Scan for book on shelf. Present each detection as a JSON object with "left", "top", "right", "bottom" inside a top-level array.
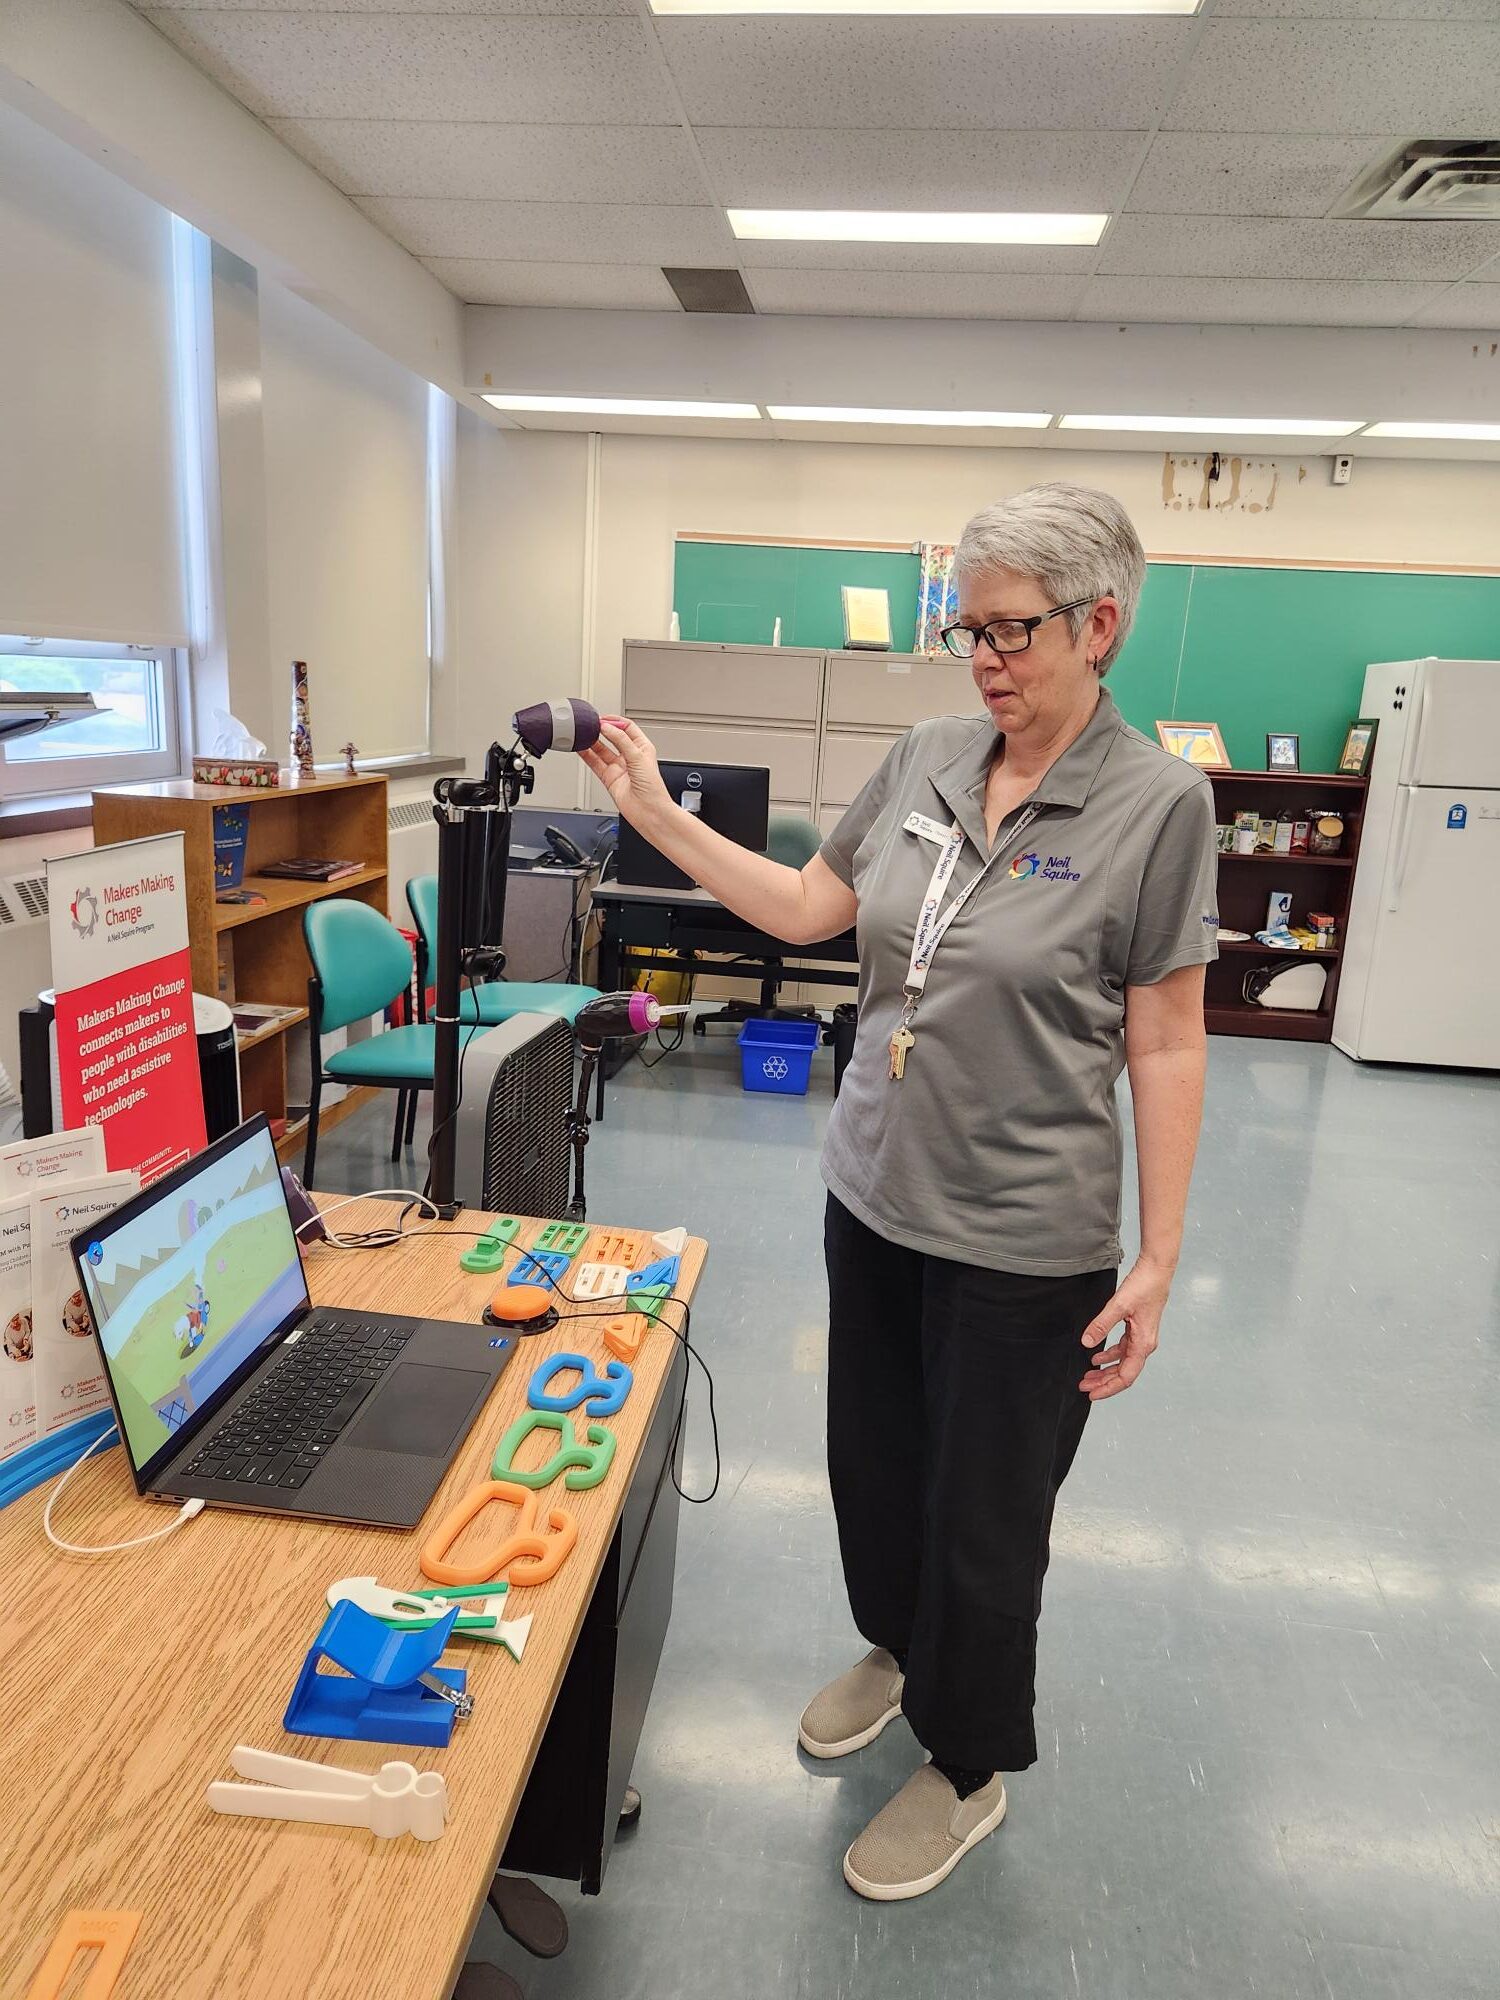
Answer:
[
  {"left": 232, "top": 1002, "right": 305, "bottom": 1049},
  {"left": 257, "top": 857, "right": 363, "bottom": 882},
  {"left": 231, "top": 1002, "right": 304, "bottom": 1033}
]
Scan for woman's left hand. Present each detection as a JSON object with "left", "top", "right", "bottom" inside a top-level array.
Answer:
[{"left": 1078, "top": 1256, "right": 1173, "bottom": 1400}]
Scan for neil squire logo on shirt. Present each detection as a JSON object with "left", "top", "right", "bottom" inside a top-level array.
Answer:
[{"left": 1010, "top": 852, "right": 1081, "bottom": 883}]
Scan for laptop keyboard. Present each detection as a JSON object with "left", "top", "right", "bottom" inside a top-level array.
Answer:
[{"left": 178, "top": 1314, "right": 411, "bottom": 1492}]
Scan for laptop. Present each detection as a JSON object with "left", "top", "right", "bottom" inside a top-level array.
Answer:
[{"left": 70, "top": 1115, "right": 516, "bottom": 1527}]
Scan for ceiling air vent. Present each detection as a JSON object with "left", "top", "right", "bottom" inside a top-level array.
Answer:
[
  {"left": 1337, "top": 140, "right": 1500, "bottom": 220},
  {"left": 663, "top": 268, "right": 755, "bottom": 314}
]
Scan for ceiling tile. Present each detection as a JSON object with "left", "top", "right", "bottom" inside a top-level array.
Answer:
[
  {"left": 1406, "top": 287, "right": 1500, "bottom": 331},
  {"left": 144, "top": 0, "right": 637, "bottom": 11},
  {"left": 354, "top": 196, "right": 734, "bottom": 266},
  {"left": 695, "top": 128, "right": 1144, "bottom": 213},
  {"left": 423, "top": 260, "right": 679, "bottom": 309},
  {"left": 267, "top": 121, "right": 701, "bottom": 204},
  {"left": 656, "top": 20, "right": 1192, "bottom": 131},
  {"left": 1165, "top": 21, "right": 1500, "bottom": 133},
  {"left": 737, "top": 239, "right": 1096, "bottom": 274},
  {"left": 1100, "top": 214, "right": 1500, "bottom": 282},
  {"left": 1127, "top": 133, "right": 1397, "bottom": 219},
  {"left": 746, "top": 269, "right": 1086, "bottom": 318},
  {"left": 141, "top": 12, "right": 677, "bottom": 123},
  {"left": 1215, "top": 0, "right": 1496, "bottom": 17},
  {"left": 1077, "top": 275, "right": 1447, "bottom": 326}
]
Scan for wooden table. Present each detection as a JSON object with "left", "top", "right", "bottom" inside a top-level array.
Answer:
[{"left": 0, "top": 1198, "right": 706, "bottom": 2000}]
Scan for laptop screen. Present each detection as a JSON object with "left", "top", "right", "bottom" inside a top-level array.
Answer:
[{"left": 74, "top": 1118, "right": 310, "bottom": 1481}]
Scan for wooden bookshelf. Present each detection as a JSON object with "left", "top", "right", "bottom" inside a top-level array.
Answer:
[
  {"left": 1204, "top": 767, "right": 1369, "bottom": 1042},
  {"left": 90, "top": 773, "right": 389, "bottom": 1150}
]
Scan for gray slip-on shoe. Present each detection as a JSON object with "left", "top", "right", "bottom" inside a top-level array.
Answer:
[
  {"left": 843, "top": 1764, "right": 1007, "bottom": 1902},
  {"left": 798, "top": 1647, "right": 905, "bottom": 1759}
]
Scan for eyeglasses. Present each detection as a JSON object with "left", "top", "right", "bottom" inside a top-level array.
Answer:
[{"left": 939, "top": 596, "right": 1097, "bottom": 659}]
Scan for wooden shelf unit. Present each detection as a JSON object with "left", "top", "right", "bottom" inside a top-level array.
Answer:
[
  {"left": 90, "top": 774, "right": 389, "bottom": 1144},
  {"left": 1205, "top": 767, "right": 1368, "bottom": 1042}
]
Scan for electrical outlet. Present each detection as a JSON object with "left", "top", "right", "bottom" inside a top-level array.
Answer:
[{"left": 1330, "top": 455, "right": 1354, "bottom": 486}]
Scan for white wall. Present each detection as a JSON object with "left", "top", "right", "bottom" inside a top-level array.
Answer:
[
  {"left": 456, "top": 427, "right": 1500, "bottom": 734},
  {"left": 261, "top": 280, "right": 434, "bottom": 761},
  {"left": 0, "top": 97, "right": 186, "bottom": 646},
  {"left": 453, "top": 412, "right": 592, "bottom": 805}
]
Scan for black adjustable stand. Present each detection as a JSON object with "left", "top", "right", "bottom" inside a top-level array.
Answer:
[
  {"left": 427, "top": 742, "right": 534, "bottom": 1217},
  {"left": 564, "top": 1043, "right": 609, "bottom": 1222}
]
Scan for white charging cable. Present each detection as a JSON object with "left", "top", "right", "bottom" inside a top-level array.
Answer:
[
  {"left": 295, "top": 1186, "right": 440, "bottom": 1251},
  {"left": 43, "top": 1425, "right": 206, "bottom": 1558}
]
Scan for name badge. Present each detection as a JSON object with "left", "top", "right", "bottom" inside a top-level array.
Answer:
[{"left": 903, "top": 811, "right": 952, "bottom": 846}]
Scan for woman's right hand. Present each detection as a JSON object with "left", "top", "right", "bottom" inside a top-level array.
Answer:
[{"left": 578, "top": 716, "right": 674, "bottom": 832}]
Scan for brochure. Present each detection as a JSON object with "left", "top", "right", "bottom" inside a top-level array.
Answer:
[{"left": 30, "top": 1170, "right": 138, "bottom": 1438}]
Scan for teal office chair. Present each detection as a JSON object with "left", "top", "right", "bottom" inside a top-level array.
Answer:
[
  {"left": 302, "top": 900, "right": 436, "bottom": 1186},
  {"left": 404, "top": 874, "right": 604, "bottom": 1135},
  {"left": 405, "top": 875, "right": 601, "bottom": 1030},
  {"left": 693, "top": 814, "right": 825, "bottom": 1037}
]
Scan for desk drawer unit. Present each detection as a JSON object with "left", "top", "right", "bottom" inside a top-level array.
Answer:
[{"left": 502, "top": 1342, "right": 687, "bottom": 1895}]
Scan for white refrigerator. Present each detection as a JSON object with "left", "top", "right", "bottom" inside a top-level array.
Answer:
[{"left": 1333, "top": 658, "right": 1500, "bottom": 1068}]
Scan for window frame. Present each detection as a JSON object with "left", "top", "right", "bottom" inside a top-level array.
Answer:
[{"left": 0, "top": 636, "right": 188, "bottom": 796}]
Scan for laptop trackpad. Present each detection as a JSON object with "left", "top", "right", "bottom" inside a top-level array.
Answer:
[{"left": 353, "top": 1363, "right": 489, "bottom": 1457}]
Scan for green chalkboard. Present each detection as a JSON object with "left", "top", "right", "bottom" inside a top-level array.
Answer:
[
  {"left": 673, "top": 540, "right": 920, "bottom": 651},
  {"left": 1159, "top": 565, "right": 1500, "bottom": 772},
  {"left": 674, "top": 540, "right": 1500, "bottom": 773}
]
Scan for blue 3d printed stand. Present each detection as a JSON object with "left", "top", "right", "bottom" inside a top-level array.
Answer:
[{"left": 284, "top": 1598, "right": 472, "bottom": 1748}]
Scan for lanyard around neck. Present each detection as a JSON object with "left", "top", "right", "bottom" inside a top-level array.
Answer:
[{"left": 903, "top": 801, "right": 1043, "bottom": 1003}]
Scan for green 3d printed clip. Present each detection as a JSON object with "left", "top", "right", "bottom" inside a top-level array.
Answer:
[
  {"left": 534, "top": 1220, "right": 589, "bottom": 1257},
  {"left": 490, "top": 1408, "right": 616, "bottom": 1491},
  {"left": 460, "top": 1217, "right": 521, "bottom": 1273}
]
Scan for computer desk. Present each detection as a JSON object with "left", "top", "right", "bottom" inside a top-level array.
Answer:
[
  {"left": 593, "top": 879, "right": 859, "bottom": 1008},
  {"left": 0, "top": 1197, "right": 705, "bottom": 2000}
]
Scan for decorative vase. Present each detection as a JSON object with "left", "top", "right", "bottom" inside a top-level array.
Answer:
[{"left": 289, "top": 659, "right": 315, "bottom": 780}]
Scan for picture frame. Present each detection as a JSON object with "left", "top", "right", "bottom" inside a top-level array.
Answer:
[
  {"left": 841, "top": 585, "right": 892, "bottom": 652},
  {"left": 1266, "top": 732, "right": 1300, "bottom": 771},
  {"left": 1339, "top": 717, "right": 1379, "bottom": 777},
  {"left": 1155, "top": 720, "right": 1230, "bottom": 769}
]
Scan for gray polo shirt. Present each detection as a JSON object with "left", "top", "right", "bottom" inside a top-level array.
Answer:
[{"left": 818, "top": 689, "right": 1218, "bottom": 1277}]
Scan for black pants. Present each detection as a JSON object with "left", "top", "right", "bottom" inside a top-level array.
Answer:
[{"left": 825, "top": 1193, "right": 1116, "bottom": 1773}]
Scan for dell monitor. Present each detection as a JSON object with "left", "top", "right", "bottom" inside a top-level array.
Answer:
[{"left": 616, "top": 760, "right": 771, "bottom": 890}]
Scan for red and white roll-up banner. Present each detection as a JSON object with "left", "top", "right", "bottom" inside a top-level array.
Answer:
[{"left": 47, "top": 833, "right": 207, "bottom": 1187}]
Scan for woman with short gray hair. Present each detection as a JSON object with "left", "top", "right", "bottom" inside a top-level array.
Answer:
[{"left": 578, "top": 481, "right": 1216, "bottom": 1903}]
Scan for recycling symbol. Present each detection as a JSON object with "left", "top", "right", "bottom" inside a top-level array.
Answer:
[{"left": 762, "top": 1055, "right": 789, "bottom": 1081}]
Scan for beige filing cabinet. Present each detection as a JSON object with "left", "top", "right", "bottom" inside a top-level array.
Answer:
[
  {"left": 621, "top": 639, "right": 825, "bottom": 821},
  {"left": 819, "top": 649, "right": 982, "bottom": 836},
  {"left": 621, "top": 639, "right": 982, "bottom": 841}
]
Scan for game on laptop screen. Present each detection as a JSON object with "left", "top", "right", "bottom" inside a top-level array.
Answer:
[{"left": 78, "top": 1123, "right": 308, "bottom": 1470}]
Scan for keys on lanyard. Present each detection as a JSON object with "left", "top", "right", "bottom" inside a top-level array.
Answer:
[{"left": 887, "top": 802, "right": 1042, "bottom": 1083}]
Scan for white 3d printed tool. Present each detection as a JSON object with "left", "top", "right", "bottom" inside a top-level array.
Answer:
[{"left": 206, "top": 1745, "right": 449, "bottom": 1841}]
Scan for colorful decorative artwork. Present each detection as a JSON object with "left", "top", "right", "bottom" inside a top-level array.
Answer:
[
  {"left": 290, "top": 659, "right": 315, "bottom": 780},
  {"left": 915, "top": 543, "right": 959, "bottom": 657}
]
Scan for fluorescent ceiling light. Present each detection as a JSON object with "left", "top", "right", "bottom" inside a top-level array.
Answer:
[
  {"left": 1361, "top": 420, "right": 1500, "bottom": 441},
  {"left": 728, "top": 209, "right": 1107, "bottom": 245},
  {"left": 655, "top": 0, "right": 1198, "bottom": 13},
  {"left": 769, "top": 405, "right": 1052, "bottom": 428},
  {"left": 482, "top": 393, "right": 760, "bottom": 419},
  {"left": 1059, "top": 414, "right": 1364, "bottom": 438}
]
